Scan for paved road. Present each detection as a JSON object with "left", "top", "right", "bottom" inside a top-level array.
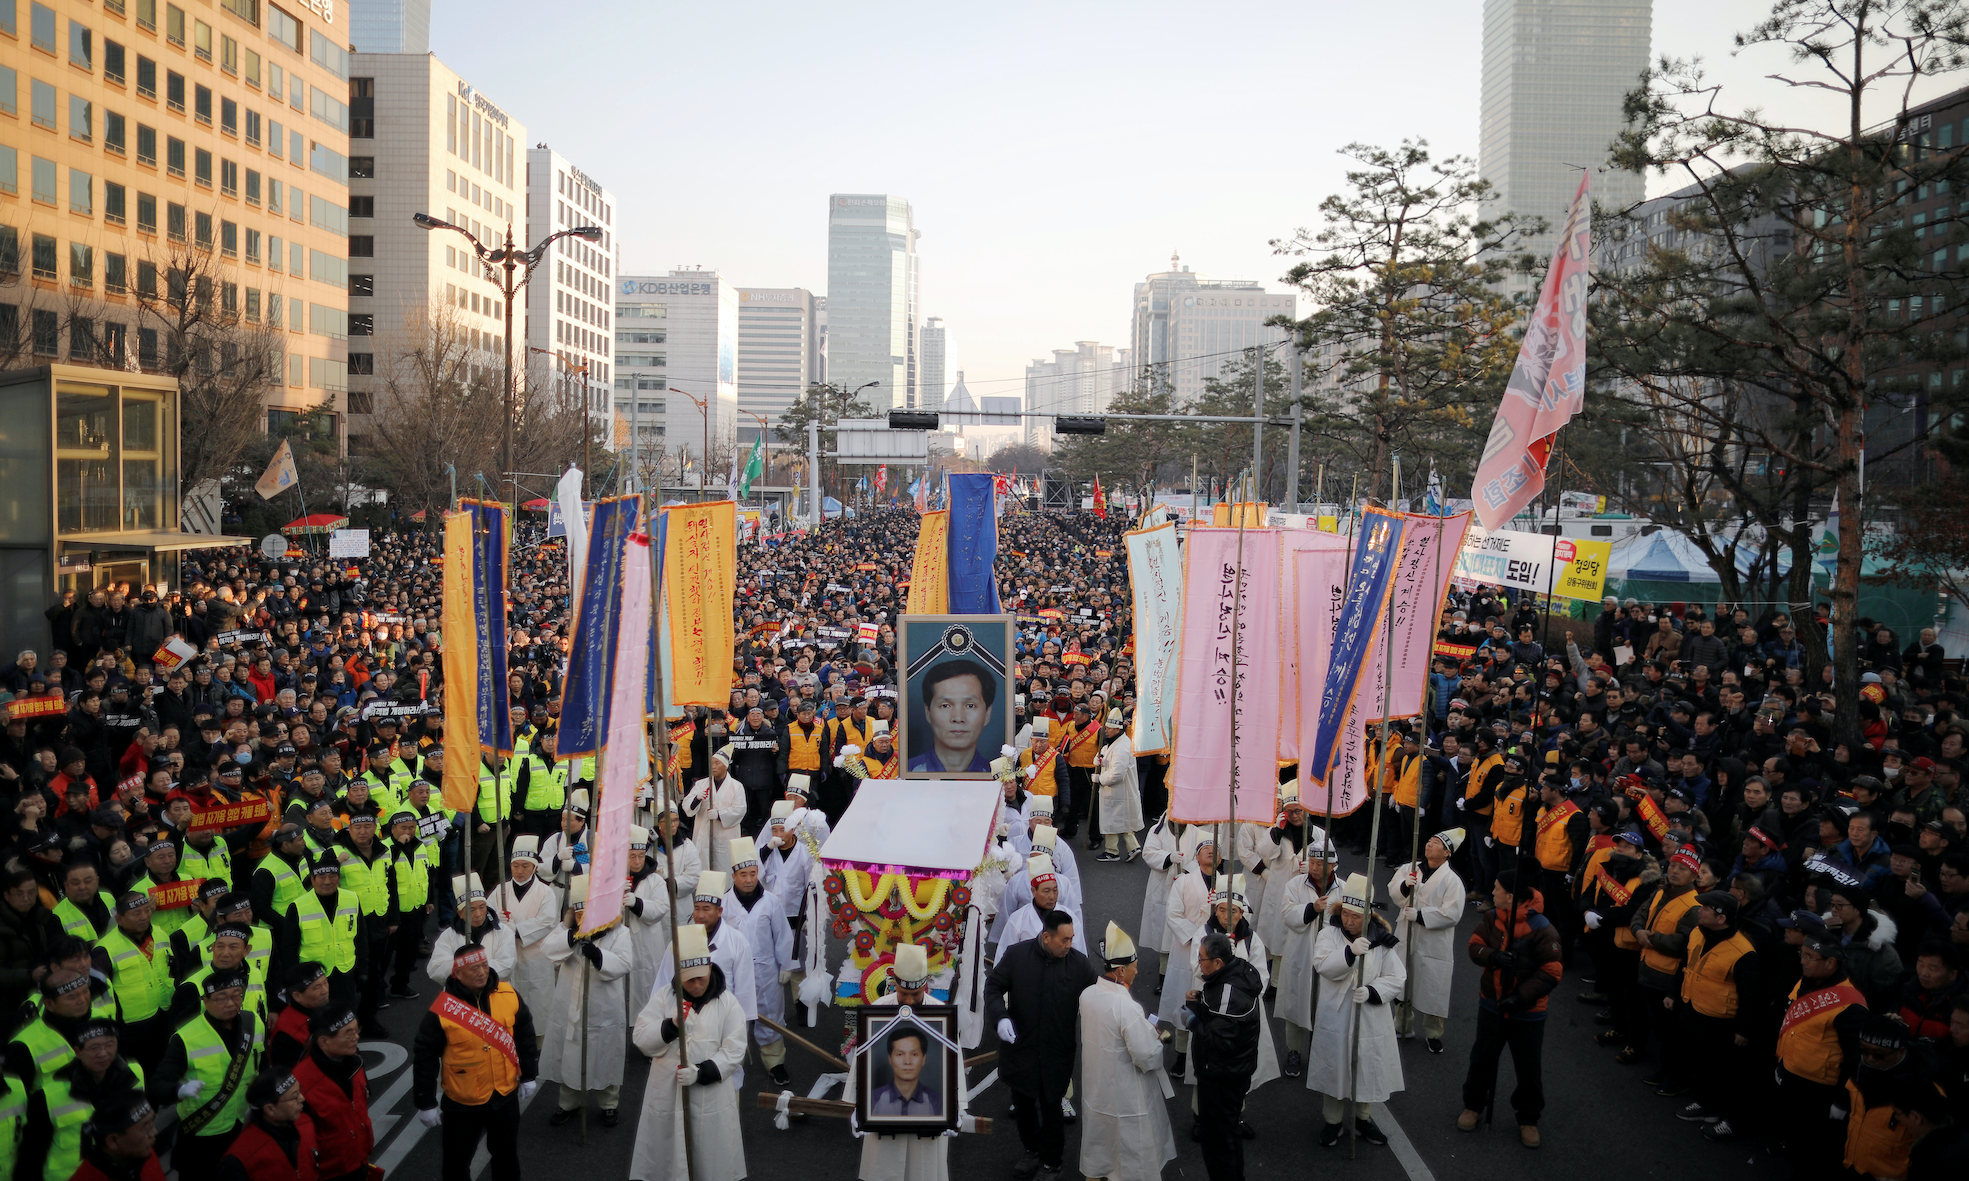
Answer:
[{"left": 357, "top": 844, "right": 1795, "bottom": 1181}]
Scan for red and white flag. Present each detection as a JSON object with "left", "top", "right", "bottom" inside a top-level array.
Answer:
[
  {"left": 1471, "top": 173, "right": 1591, "bottom": 530},
  {"left": 875, "top": 464, "right": 888, "bottom": 494}
]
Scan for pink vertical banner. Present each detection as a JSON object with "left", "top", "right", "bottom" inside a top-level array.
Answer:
[
  {"left": 580, "top": 528, "right": 651, "bottom": 936},
  {"left": 1280, "top": 530, "right": 1353, "bottom": 761},
  {"left": 1373, "top": 511, "right": 1474, "bottom": 722},
  {"left": 1170, "top": 528, "right": 1283, "bottom": 825}
]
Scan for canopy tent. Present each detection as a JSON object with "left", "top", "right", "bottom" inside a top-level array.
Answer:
[
  {"left": 1602, "top": 528, "right": 1795, "bottom": 605},
  {"left": 521, "top": 498, "right": 550, "bottom": 512},
  {"left": 281, "top": 513, "right": 349, "bottom": 536},
  {"left": 409, "top": 509, "right": 428, "bottom": 522}
]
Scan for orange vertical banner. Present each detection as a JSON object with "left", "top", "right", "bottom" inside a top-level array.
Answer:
[
  {"left": 439, "top": 510, "right": 481, "bottom": 812},
  {"left": 662, "top": 500, "right": 737, "bottom": 707},
  {"left": 907, "top": 510, "right": 950, "bottom": 615}
]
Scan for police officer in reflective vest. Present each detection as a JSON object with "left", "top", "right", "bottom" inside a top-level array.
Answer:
[
  {"left": 282, "top": 860, "right": 364, "bottom": 1019},
  {"left": 335, "top": 814, "right": 393, "bottom": 1035},
  {"left": 146, "top": 968, "right": 263, "bottom": 1177},
  {"left": 513, "top": 719, "right": 566, "bottom": 840},
  {"left": 16, "top": 1020, "right": 144, "bottom": 1181},
  {"left": 252, "top": 826, "right": 313, "bottom": 964},
  {"left": 99, "top": 893, "right": 174, "bottom": 1073},
  {"left": 412, "top": 942, "right": 539, "bottom": 1181},
  {"left": 384, "top": 810, "right": 437, "bottom": 999}
]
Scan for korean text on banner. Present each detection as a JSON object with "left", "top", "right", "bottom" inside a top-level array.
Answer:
[
  {"left": 1169, "top": 528, "right": 1282, "bottom": 825},
  {"left": 1305, "top": 507, "right": 1406, "bottom": 791},
  {"left": 1472, "top": 173, "right": 1591, "bottom": 529},
  {"left": 583, "top": 529, "right": 651, "bottom": 937},
  {"left": 907, "top": 510, "right": 951, "bottom": 615},
  {"left": 1553, "top": 537, "right": 1612, "bottom": 601},
  {"left": 328, "top": 529, "right": 370, "bottom": 558},
  {"left": 440, "top": 510, "right": 482, "bottom": 813},
  {"left": 662, "top": 500, "right": 737, "bottom": 707},
  {"left": 466, "top": 501, "right": 513, "bottom": 759},
  {"left": 1124, "top": 521, "right": 1183, "bottom": 756},
  {"left": 1374, "top": 511, "right": 1473, "bottom": 721},
  {"left": 1452, "top": 526, "right": 1608, "bottom": 601},
  {"left": 1283, "top": 531, "right": 1353, "bottom": 762},
  {"left": 152, "top": 638, "right": 197, "bottom": 673},
  {"left": 554, "top": 496, "right": 640, "bottom": 761},
  {"left": 947, "top": 473, "right": 1001, "bottom": 614}
]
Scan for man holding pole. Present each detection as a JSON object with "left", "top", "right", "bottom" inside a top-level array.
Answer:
[
  {"left": 540, "top": 875, "right": 632, "bottom": 1128},
  {"left": 412, "top": 941, "right": 539, "bottom": 1181}
]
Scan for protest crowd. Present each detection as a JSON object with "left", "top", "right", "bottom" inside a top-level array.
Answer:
[{"left": 0, "top": 498, "right": 1966, "bottom": 1181}]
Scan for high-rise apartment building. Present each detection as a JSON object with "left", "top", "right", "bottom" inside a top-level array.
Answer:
[
  {"left": 524, "top": 144, "right": 613, "bottom": 430},
  {"left": 342, "top": 51, "right": 525, "bottom": 455},
  {"left": 1129, "top": 254, "right": 1294, "bottom": 404},
  {"left": 346, "top": 0, "right": 426, "bottom": 54},
  {"left": 1024, "top": 342, "right": 1130, "bottom": 449},
  {"left": 614, "top": 268, "right": 736, "bottom": 473},
  {"left": 825, "top": 193, "right": 916, "bottom": 412},
  {"left": 0, "top": 0, "right": 354, "bottom": 443},
  {"left": 734, "top": 286, "right": 814, "bottom": 443},
  {"left": 919, "top": 315, "right": 950, "bottom": 412},
  {"left": 1479, "top": 0, "right": 1650, "bottom": 287}
]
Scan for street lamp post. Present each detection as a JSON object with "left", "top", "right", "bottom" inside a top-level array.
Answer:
[
  {"left": 670, "top": 387, "right": 712, "bottom": 502},
  {"left": 412, "top": 212, "right": 604, "bottom": 507}
]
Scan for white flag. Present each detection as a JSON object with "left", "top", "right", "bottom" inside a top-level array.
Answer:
[{"left": 254, "top": 439, "right": 298, "bottom": 500}]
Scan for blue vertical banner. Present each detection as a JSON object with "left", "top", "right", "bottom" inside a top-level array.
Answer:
[
  {"left": 465, "top": 499, "right": 514, "bottom": 758},
  {"left": 946, "top": 472, "right": 1001, "bottom": 614},
  {"left": 554, "top": 495, "right": 641, "bottom": 760},
  {"left": 1306, "top": 506, "right": 1406, "bottom": 788}
]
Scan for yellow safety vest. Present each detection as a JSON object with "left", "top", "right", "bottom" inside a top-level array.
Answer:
[
  {"left": 97, "top": 927, "right": 173, "bottom": 1023},
  {"left": 35, "top": 1061, "right": 145, "bottom": 1181},
  {"left": 386, "top": 843, "right": 432, "bottom": 911},
  {"left": 292, "top": 890, "right": 359, "bottom": 974},
  {"left": 173, "top": 1012, "right": 262, "bottom": 1134},
  {"left": 338, "top": 843, "right": 390, "bottom": 917}
]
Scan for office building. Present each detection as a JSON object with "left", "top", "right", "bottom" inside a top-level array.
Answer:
[
  {"left": 735, "top": 286, "right": 815, "bottom": 442},
  {"left": 347, "top": 0, "right": 426, "bottom": 54},
  {"left": 614, "top": 268, "right": 737, "bottom": 474},
  {"left": 919, "top": 315, "right": 950, "bottom": 412},
  {"left": 826, "top": 193, "right": 917, "bottom": 412},
  {"left": 342, "top": 51, "right": 525, "bottom": 455},
  {"left": 1024, "top": 342, "right": 1130, "bottom": 450},
  {"left": 1128, "top": 254, "right": 1294, "bottom": 404},
  {"left": 0, "top": 0, "right": 353, "bottom": 444},
  {"left": 524, "top": 144, "right": 613, "bottom": 430},
  {"left": 1479, "top": 0, "right": 1650, "bottom": 289}
]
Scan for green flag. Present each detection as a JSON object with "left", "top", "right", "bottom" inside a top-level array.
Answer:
[{"left": 737, "top": 436, "right": 764, "bottom": 498}]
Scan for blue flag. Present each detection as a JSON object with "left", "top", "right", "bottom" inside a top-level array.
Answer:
[
  {"left": 466, "top": 500, "right": 514, "bottom": 757},
  {"left": 1307, "top": 507, "right": 1406, "bottom": 786},
  {"left": 947, "top": 473, "right": 1001, "bottom": 614},
  {"left": 555, "top": 496, "right": 642, "bottom": 760}
]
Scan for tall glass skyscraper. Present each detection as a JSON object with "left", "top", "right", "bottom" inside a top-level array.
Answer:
[
  {"left": 826, "top": 195, "right": 919, "bottom": 412},
  {"left": 349, "top": 0, "right": 431, "bottom": 53},
  {"left": 1479, "top": 0, "right": 1650, "bottom": 286}
]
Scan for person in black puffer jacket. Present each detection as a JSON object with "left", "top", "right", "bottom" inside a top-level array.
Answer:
[{"left": 1185, "top": 931, "right": 1262, "bottom": 1181}]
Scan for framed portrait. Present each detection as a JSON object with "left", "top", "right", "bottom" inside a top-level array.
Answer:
[
  {"left": 897, "top": 615, "right": 1014, "bottom": 779},
  {"left": 854, "top": 1004, "right": 960, "bottom": 1134}
]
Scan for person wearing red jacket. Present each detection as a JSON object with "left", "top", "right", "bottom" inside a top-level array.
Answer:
[
  {"left": 217, "top": 1070, "right": 319, "bottom": 1181},
  {"left": 1899, "top": 940, "right": 1964, "bottom": 1041},
  {"left": 68, "top": 1092, "right": 166, "bottom": 1181},
  {"left": 1456, "top": 879, "right": 1563, "bottom": 1149},
  {"left": 289, "top": 1006, "right": 374, "bottom": 1181}
]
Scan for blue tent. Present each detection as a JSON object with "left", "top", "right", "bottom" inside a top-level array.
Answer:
[{"left": 1604, "top": 528, "right": 1794, "bottom": 606}]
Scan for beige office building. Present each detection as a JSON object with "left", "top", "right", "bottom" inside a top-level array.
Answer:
[{"left": 0, "top": 0, "right": 354, "bottom": 442}]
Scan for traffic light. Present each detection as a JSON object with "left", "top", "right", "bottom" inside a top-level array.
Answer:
[
  {"left": 1054, "top": 416, "right": 1106, "bottom": 435},
  {"left": 887, "top": 410, "right": 940, "bottom": 430}
]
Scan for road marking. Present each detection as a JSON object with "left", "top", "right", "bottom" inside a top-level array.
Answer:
[{"left": 1377, "top": 1104, "right": 1438, "bottom": 1181}]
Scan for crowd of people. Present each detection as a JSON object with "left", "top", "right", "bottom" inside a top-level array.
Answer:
[{"left": 1, "top": 498, "right": 1967, "bottom": 1181}]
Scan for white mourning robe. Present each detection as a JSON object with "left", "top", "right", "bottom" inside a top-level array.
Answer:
[
  {"left": 1136, "top": 819, "right": 1188, "bottom": 953},
  {"left": 1275, "top": 873, "right": 1341, "bottom": 1031},
  {"left": 996, "top": 903, "right": 1087, "bottom": 954},
  {"left": 624, "top": 869, "right": 673, "bottom": 1029},
  {"left": 539, "top": 922, "right": 633, "bottom": 1091},
  {"left": 1306, "top": 919, "right": 1406, "bottom": 1104},
  {"left": 1094, "top": 735, "right": 1144, "bottom": 836},
  {"left": 848, "top": 993, "right": 951, "bottom": 1181},
  {"left": 683, "top": 775, "right": 747, "bottom": 871},
  {"left": 426, "top": 921, "right": 517, "bottom": 986},
  {"left": 629, "top": 971, "right": 749, "bottom": 1181},
  {"left": 1155, "top": 867, "right": 1214, "bottom": 1027},
  {"left": 989, "top": 855, "right": 1085, "bottom": 950},
  {"left": 723, "top": 886, "right": 796, "bottom": 1036},
  {"left": 1388, "top": 859, "right": 1465, "bottom": 1018},
  {"left": 486, "top": 876, "right": 561, "bottom": 1018},
  {"left": 1251, "top": 824, "right": 1329, "bottom": 954},
  {"left": 1232, "top": 824, "right": 1272, "bottom": 941},
  {"left": 1077, "top": 977, "right": 1176, "bottom": 1181},
  {"left": 538, "top": 827, "right": 589, "bottom": 889}
]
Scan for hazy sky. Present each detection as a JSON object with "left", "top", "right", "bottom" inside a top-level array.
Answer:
[{"left": 427, "top": 0, "right": 1958, "bottom": 399}]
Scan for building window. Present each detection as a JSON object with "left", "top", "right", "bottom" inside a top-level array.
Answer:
[
  {"left": 308, "top": 29, "right": 347, "bottom": 80},
  {"left": 105, "top": 252, "right": 126, "bottom": 294},
  {"left": 136, "top": 192, "right": 156, "bottom": 233},
  {"left": 136, "top": 55, "right": 155, "bottom": 99},
  {"left": 0, "top": 148, "right": 15, "bottom": 196},
  {"left": 346, "top": 313, "right": 371, "bottom": 336},
  {"left": 221, "top": 35, "right": 236, "bottom": 74},
  {"left": 245, "top": 228, "right": 260, "bottom": 264},
  {"left": 194, "top": 147, "right": 211, "bottom": 187},
  {"left": 221, "top": 0, "right": 258, "bottom": 27},
  {"left": 31, "top": 234, "right": 56, "bottom": 280},
  {"left": 266, "top": 5, "right": 297, "bottom": 51},
  {"left": 30, "top": 156, "right": 54, "bottom": 204},
  {"left": 136, "top": 124, "right": 155, "bottom": 165},
  {"left": 104, "top": 40, "right": 124, "bottom": 84},
  {"left": 69, "top": 243, "right": 91, "bottom": 288},
  {"left": 348, "top": 195, "right": 372, "bottom": 218},
  {"left": 32, "top": 310, "right": 57, "bottom": 357},
  {"left": 104, "top": 182, "right": 125, "bottom": 224},
  {"left": 194, "top": 211, "right": 212, "bottom": 248},
  {"left": 221, "top": 97, "right": 236, "bottom": 136},
  {"left": 68, "top": 167, "right": 89, "bottom": 213},
  {"left": 243, "top": 48, "right": 259, "bottom": 89},
  {"left": 68, "top": 95, "right": 91, "bottom": 142},
  {"left": 166, "top": 70, "right": 184, "bottom": 113},
  {"left": 166, "top": 201, "right": 185, "bottom": 241},
  {"left": 104, "top": 111, "right": 124, "bottom": 154},
  {"left": 221, "top": 220, "right": 237, "bottom": 258},
  {"left": 29, "top": 2, "right": 54, "bottom": 53},
  {"left": 164, "top": 4, "right": 183, "bottom": 47},
  {"left": 136, "top": 261, "right": 157, "bottom": 297},
  {"left": 166, "top": 137, "right": 184, "bottom": 177},
  {"left": 245, "top": 168, "right": 260, "bottom": 205},
  {"left": 0, "top": 66, "right": 15, "bottom": 117},
  {"left": 348, "top": 235, "right": 373, "bottom": 257},
  {"left": 193, "top": 18, "right": 209, "bottom": 61},
  {"left": 194, "top": 83, "right": 211, "bottom": 125},
  {"left": 68, "top": 19, "right": 90, "bottom": 69},
  {"left": 349, "top": 156, "right": 374, "bottom": 180},
  {"left": 30, "top": 79, "right": 54, "bottom": 129},
  {"left": 220, "top": 158, "right": 237, "bottom": 196}
]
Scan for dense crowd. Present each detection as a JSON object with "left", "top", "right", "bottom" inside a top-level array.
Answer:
[{"left": 2, "top": 500, "right": 1967, "bottom": 1181}]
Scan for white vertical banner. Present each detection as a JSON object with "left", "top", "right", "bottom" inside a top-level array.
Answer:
[
  {"left": 580, "top": 528, "right": 650, "bottom": 937},
  {"left": 1373, "top": 511, "right": 1473, "bottom": 722},
  {"left": 557, "top": 466, "right": 587, "bottom": 611},
  {"left": 1124, "top": 521, "right": 1183, "bottom": 755}
]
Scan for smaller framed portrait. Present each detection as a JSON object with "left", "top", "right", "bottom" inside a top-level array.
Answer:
[
  {"left": 853, "top": 1004, "right": 960, "bottom": 1135},
  {"left": 898, "top": 615, "right": 1014, "bottom": 779}
]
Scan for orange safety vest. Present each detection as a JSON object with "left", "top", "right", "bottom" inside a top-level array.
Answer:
[
  {"left": 433, "top": 985, "right": 522, "bottom": 1106},
  {"left": 1680, "top": 927, "right": 1753, "bottom": 1018},
  {"left": 831, "top": 715, "right": 873, "bottom": 755},
  {"left": 1062, "top": 722, "right": 1099, "bottom": 768},
  {"left": 1019, "top": 746, "right": 1061, "bottom": 796},
  {"left": 1844, "top": 1076, "right": 1936, "bottom": 1178},
  {"left": 1491, "top": 783, "right": 1532, "bottom": 847},
  {"left": 1640, "top": 885, "right": 1700, "bottom": 978},
  {"left": 1465, "top": 753, "right": 1503, "bottom": 814},
  {"left": 1534, "top": 800, "right": 1581, "bottom": 872},
  {"left": 1777, "top": 979, "right": 1867, "bottom": 1085},
  {"left": 786, "top": 722, "right": 826, "bottom": 773},
  {"left": 1392, "top": 754, "right": 1423, "bottom": 808}
]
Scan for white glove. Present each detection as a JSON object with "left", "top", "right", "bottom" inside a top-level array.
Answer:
[
  {"left": 417, "top": 1107, "right": 442, "bottom": 1128},
  {"left": 1024, "top": 765, "right": 1039, "bottom": 779},
  {"left": 1584, "top": 911, "right": 1603, "bottom": 931},
  {"left": 1349, "top": 937, "right": 1371, "bottom": 956},
  {"left": 678, "top": 1063, "right": 703, "bottom": 1086},
  {"left": 779, "top": 970, "right": 793, "bottom": 984},
  {"left": 997, "top": 1018, "right": 1018, "bottom": 1044},
  {"left": 519, "top": 1080, "right": 537, "bottom": 1102},
  {"left": 176, "top": 1081, "right": 204, "bottom": 1101},
  {"left": 1401, "top": 906, "right": 1418, "bottom": 922},
  {"left": 1352, "top": 984, "right": 1370, "bottom": 1004},
  {"left": 1830, "top": 1104, "right": 1848, "bottom": 1119},
  {"left": 833, "top": 754, "right": 846, "bottom": 768},
  {"left": 1454, "top": 798, "right": 1466, "bottom": 812}
]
